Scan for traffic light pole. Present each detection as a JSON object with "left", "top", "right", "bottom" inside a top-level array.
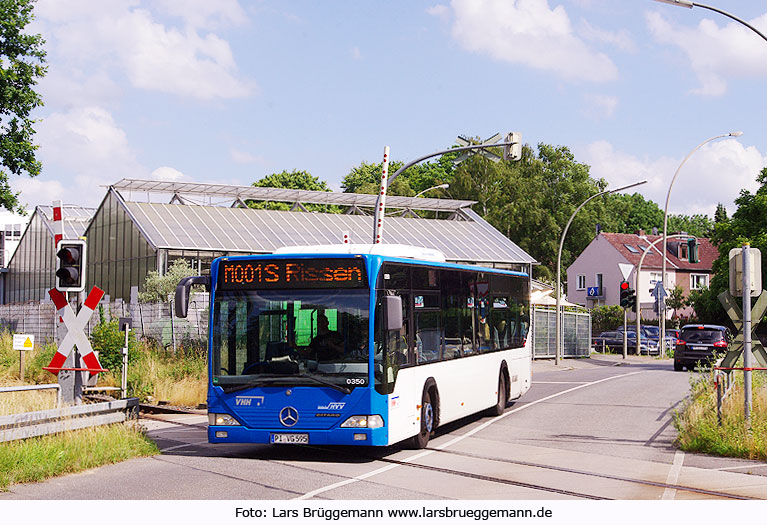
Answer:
[{"left": 623, "top": 309, "right": 628, "bottom": 359}]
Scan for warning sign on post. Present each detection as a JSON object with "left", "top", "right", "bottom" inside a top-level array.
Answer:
[{"left": 13, "top": 334, "right": 34, "bottom": 351}]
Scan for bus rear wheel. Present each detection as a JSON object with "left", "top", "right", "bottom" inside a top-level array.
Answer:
[
  {"left": 488, "top": 372, "right": 507, "bottom": 416},
  {"left": 409, "top": 390, "right": 434, "bottom": 449}
]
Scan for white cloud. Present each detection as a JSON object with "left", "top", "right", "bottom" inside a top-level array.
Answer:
[
  {"left": 448, "top": 0, "right": 618, "bottom": 83},
  {"left": 153, "top": 0, "right": 248, "bottom": 30},
  {"left": 582, "top": 93, "right": 618, "bottom": 119},
  {"left": 151, "top": 167, "right": 185, "bottom": 181},
  {"left": 11, "top": 107, "right": 147, "bottom": 208},
  {"left": 426, "top": 4, "right": 451, "bottom": 20},
  {"left": 230, "top": 148, "right": 264, "bottom": 165},
  {"left": 582, "top": 139, "right": 765, "bottom": 217},
  {"left": 35, "top": 0, "right": 254, "bottom": 100},
  {"left": 12, "top": 177, "right": 68, "bottom": 210},
  {"left": 646, "top": 11, "right": 767, "bottom": 96},
  {"left": 579, "top": 19, "right": 636, "bottom": 53}
]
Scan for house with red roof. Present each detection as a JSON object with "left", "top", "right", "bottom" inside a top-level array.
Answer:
[{"left": 566, "top": 230, "right": 719, "bottom": 320}]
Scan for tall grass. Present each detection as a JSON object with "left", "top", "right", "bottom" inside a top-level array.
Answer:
[
  {"left": 0, "top": 422, "right": 159, "bottom": 490},
  {"left": 675, "top": 366, "right": 767, "bottom": 460},
  {"left": 126, "top": 342, "right": 207, "bottom": 406},
  {"left": 1, "top": 327, "right": 207, "bottom": 412}
]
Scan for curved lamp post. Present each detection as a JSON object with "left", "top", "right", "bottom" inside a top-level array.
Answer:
[
  {"left": 658, "top": 131, "right": 742, "bottom": 354},
  {"left": 555, "top": 180, "right": 647, "bottom": 365},
  {"left": 653, "top": 1, "right": 767, "bottom": 44},
  {"left": 414, "top": 183, "right": 449, "bottom": 198}
]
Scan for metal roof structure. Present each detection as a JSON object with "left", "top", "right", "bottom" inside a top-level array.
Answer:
[
  {"left": 37, "top": 205, "right": 95, "bottom": 239},
  {"left": 120, "top": 198, "right": 536, "bottom": 265},
  {"left": 111, "top": 178, "right": 476, "bottom": 214}
]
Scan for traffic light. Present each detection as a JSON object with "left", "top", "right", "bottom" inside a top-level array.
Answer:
[
  {"left": 619, "top": 280, "right": 636, "bottom": 309},
  {"left": 626, "top": 289, "right": 636, "bottom": 310},
  {"left": 503, "top": 132, "right": 522, "bottom": 161},
  {"left": 619, "top": 280, "right": 631, "bottom": 308},
  {"left": 55, "top": 239, "right": 86, "bottom": 293}
]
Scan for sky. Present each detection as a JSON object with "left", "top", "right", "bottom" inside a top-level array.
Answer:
[{"left": 4, "top": 0, "right": 767, "bottom": 226}]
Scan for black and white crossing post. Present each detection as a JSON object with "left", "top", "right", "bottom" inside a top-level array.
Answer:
[{"left": 742, "top": 244, "right": 752, "bottom": 424}]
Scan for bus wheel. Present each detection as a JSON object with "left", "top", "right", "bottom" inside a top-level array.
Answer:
[
  {"left": 488, "top": 372, "right": 507, "bottom": 416},
  {"left": 409, "top": 390, "right": 434, "bottom": 449}
]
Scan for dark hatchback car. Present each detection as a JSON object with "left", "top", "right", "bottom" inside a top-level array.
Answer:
[
  {"left": 593, "top": 331, "right": 657, "bottom": 355},
  {"left": 674, "top": 324, "right": 731, "bottom": 371}
]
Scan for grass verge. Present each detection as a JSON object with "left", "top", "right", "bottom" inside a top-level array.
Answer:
[
  {"left": 0, "top": 422, "right": 159, "bottom": 491},
  {"left": 674, "top": 366, "right": 767, "bottom": 460}
]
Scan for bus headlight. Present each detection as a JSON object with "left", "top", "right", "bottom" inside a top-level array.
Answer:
[
  {"left": 341, "top": 415, "right": 384, "bottom": 429},
  {"left": 208, "top": 413, "right": 241, "bottom": 426}
]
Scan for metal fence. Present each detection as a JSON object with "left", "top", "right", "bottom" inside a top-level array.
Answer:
[
  {"left": 532, "top": 306, "right": 591, "bottom": 359},
  {"left": 0, "top": 294, "right": 210, "bottom": 350}
]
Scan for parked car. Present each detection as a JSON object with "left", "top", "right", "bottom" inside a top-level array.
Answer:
[
  {"left": 593, "top": 331, "right": 658, "bottom": 355},
  {"left": 673, "top": 324, "right": 731, "bottom": 371},
  {"left": 614, "top": 325, "right": 662, "bottom": 355}
]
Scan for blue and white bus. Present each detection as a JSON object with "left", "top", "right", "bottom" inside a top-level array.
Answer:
[{"left": 175, "top": 245, "right": 531, "bottom": 448}]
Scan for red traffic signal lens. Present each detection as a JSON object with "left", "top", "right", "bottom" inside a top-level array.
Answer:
[
  {"left": 57, "top": 247, "right": 80, "bottom": 264},
  {"left": 620, "top": 281, "right": 629, "bottom": 290}
]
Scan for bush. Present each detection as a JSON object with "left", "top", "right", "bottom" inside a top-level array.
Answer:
[
  {"left": 591, "top": 305, "right": 624, "bottom": 335},
  {"left": 90, "top": 306, "right": 140, "bottom": 373}
]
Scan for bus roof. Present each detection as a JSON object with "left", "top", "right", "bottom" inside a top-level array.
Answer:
[{"left": 273, "top": 244, "right": 447, "bottom": 262}]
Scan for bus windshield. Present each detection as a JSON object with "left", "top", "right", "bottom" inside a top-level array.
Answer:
[{"left": 211, "top": 289, "right": 370, "bottom": 392}]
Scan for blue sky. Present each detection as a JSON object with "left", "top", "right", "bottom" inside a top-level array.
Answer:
[{"left": 6, "top": 0, "right": 767, "bottom": 224}]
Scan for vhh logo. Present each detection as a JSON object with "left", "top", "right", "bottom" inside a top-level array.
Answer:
[{"left": 235, "top": 396, "right": 264, "bottom": 407}]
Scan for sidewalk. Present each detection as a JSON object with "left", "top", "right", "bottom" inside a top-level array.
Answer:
[{"left": 533, "top": 352, "right": 670, "bottom": 372}]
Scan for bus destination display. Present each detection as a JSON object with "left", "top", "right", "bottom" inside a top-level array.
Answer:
[{"left": 219, "top": 259, "right": 367, "bottom": 290}]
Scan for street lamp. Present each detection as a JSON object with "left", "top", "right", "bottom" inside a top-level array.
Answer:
[
  {"left": 555, "top": 180, "right": 647, "bottom": 365},
  {"left": 658, "top": 131, "right": 743, "bottom": 354},
  {"left": 414, "top": 183, "right": 449, "bottom": 198},
  {"left": 653, "top": 1, "right": 767, "bottom": 44}
]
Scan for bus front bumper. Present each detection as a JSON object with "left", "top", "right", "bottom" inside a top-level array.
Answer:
[{"left": 208, "top": 425, "right": 389, "bottom": 446}]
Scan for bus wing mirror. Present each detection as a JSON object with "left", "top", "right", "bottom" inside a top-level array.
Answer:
[
  {"left": 175, "top": 275, "right": 211, "bottom": 318},
  {"left": 385, "top": 295, "right": 403, "bottom": 331}
]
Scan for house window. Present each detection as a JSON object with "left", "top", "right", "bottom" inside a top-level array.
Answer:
[
  {"left": 679, "top": 243, "right": 689, "bottom": 261},
  {"left": 595, "top": 273, "right": 603, "bottom": 292},
  {"left": 576, "top": 274, "right": 586, "bottom": 290},
  {"left": 691, "top": 274, "right": 708, "bottom": 290},
  {"left": 649, "top": 272, "right": 662, "bottom": 286}
]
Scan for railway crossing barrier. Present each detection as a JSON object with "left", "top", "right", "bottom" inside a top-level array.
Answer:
[{"left": 44, "top": 286, "right": 108, "bottom": 405}]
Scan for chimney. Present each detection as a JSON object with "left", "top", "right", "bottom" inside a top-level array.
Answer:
[{"left": 635, "top": 229, "right": 645, "bottom": 236}]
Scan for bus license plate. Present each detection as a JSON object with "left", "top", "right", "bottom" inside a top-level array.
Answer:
[{"left": 271, "top": 433, "right": 309, "bottom": 444}]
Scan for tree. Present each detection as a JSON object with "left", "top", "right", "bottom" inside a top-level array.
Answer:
[
  {"left": 248, "top": 169, "right": 337, "bottom": 212},
  {"left": 687, "top": 168, "right": 767, "bottom": 326},
  {"left": 139, "top": 258, "right": 197, "bottom": 303},
  {"left": 714, "top": 203, "right": 727, "bottom": 223},
  {"left": 666, "top": 285, "right": 686, "bottom": 320},
  {"left": 0, "top": 0, "right": 47, "bottom": 212}
]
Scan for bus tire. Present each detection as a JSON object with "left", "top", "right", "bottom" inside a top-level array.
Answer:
[
  {"left": 409, "top": 389, "right": 434, "bottom": 449},
  {"left": 488, "top": 371, "right": 508, "bottom": 416}
]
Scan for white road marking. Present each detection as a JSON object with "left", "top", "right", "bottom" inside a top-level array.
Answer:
[
  {"left": 662, "top": 450, "right": 685, "bottom": 500},
  {"left": 715, "top": 463, "right": 767, "bottom": 471},
  {"left": 160, "top": 440, "right": 210, "bottom": 452},
  {"left": 533, "top": 381, "right": 589, "bottom": 384},
  {"left": 295, "top": 370, "right": 643, "bottom": 500}
]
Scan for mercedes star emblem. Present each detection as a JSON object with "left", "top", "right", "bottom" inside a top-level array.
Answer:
[{"left": 279, "top": 406, "right": 299, "bottom": 427}]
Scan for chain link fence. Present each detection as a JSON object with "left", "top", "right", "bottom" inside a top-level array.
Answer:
[{"left": 0, "top": 294, "right": 210, "bottom": 351}]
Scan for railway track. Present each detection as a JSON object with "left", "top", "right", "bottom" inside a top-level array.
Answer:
[{"left": 144, "top": 413, "right": 755, "bottom": 500}]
